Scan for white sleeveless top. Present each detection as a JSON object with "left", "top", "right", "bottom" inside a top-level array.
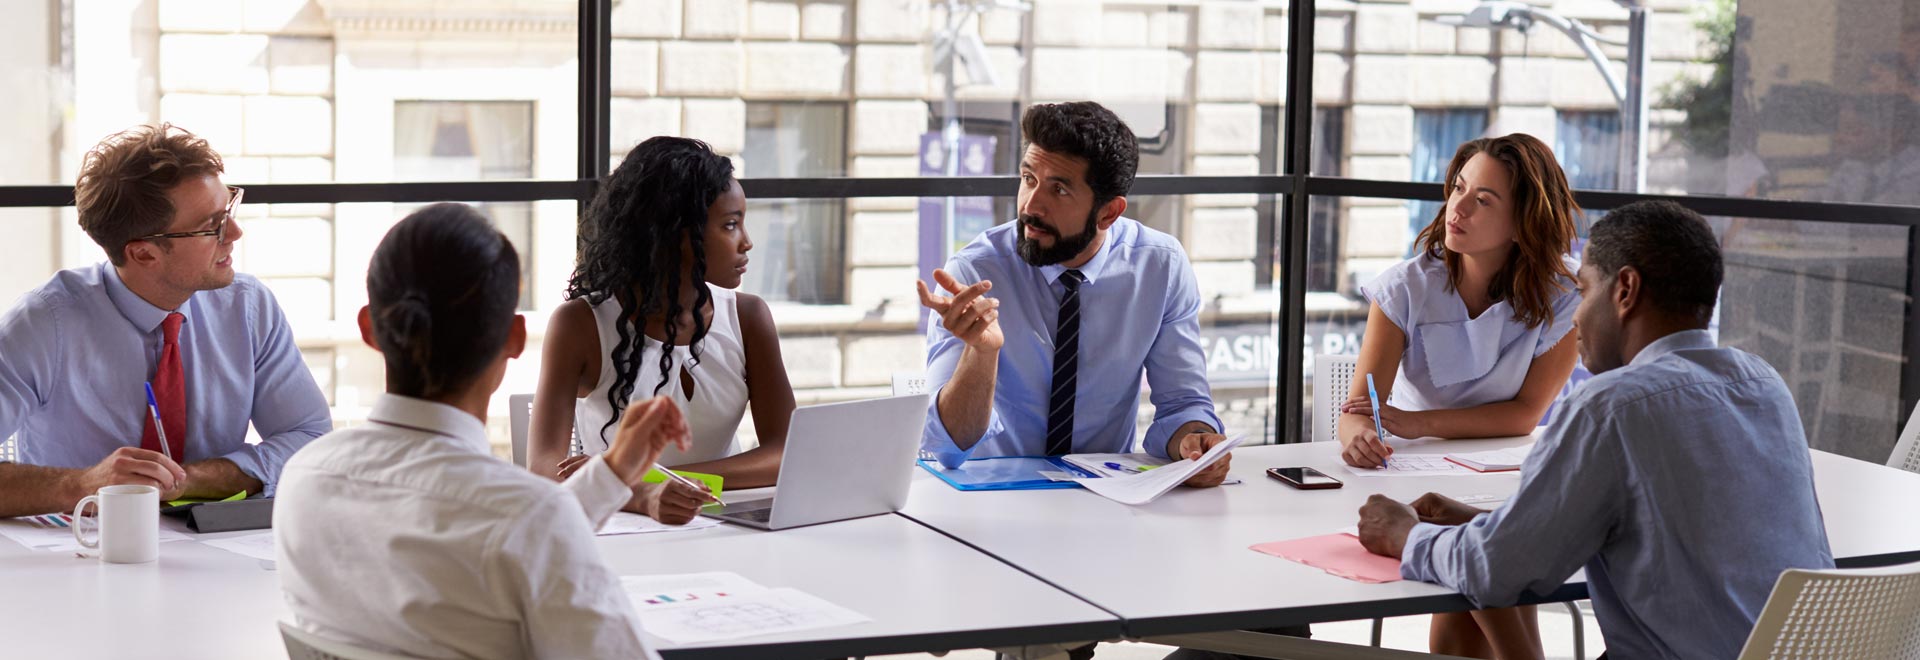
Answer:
[{"left": 573, "top": 284, "right": 750, "bottom": 467}]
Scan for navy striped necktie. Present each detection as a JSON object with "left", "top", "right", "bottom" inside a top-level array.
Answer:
[{"left": 1045, "top": 270, "right": 1086, "bottom": 456}]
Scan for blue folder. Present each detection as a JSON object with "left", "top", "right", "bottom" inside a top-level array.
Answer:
[{"left": 916, "top": 456, "right": 1098, "bottom": 491}]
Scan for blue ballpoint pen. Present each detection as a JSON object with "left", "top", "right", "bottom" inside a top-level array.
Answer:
[
  {"left": 1365, "top": 373, "right": 1390, "bottom": 468},
  {"left": 1103, "top": 461, "right": 1146, "bottom": 473},
  {"left": 144, "top": 383, "right": 174, "bottom": 463}
]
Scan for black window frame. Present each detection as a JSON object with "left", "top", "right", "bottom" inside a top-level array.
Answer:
[{"left": 0, "top": 0, "right": 1912, "bottom": 443}]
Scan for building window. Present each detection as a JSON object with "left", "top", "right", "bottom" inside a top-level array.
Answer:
[
  {"left": 741, "top": 102, "right": 847, "bottom": 305},
  {"left": 1557, "top": 110, "right": 1623, "bottom": 191},
  {"left": 1258, "top": 106, "right": 1346, "bottom": 290},
  {"left": 1130, "top": 105, "right": 1187, "bottom": 237},
  {"left": 929, "top": 100, "right": 1021, "bottom": 226},
  {"left": 1409, "top": 109, "right": 1490, "bottom": 254},
  {"left": 1559, "top": 110, "right": 1623, "bottom": 233},
  {"left": 392, "top": 101, "right": 537, "bottom": 310}
]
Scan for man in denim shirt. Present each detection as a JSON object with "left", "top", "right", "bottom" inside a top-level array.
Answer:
[{"left": 1359, "top": 201, "right": 1834, "bottom": 659}]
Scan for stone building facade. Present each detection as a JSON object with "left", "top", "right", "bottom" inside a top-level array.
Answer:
[{"left": 3, "top": 0, "right": 1716, "bottom": 450}]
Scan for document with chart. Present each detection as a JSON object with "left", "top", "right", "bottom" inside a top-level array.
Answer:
[
  {"left": 1069, "top": 435, "right": 1245, "bottom": 505},
  {"left": 621, "top": 572, "right": 869, "bottom": 644},
  {"left": 1340, "top": 453, "right": 1479, "bottom": 477},
  {"left": 1341, "top": 444, "right": 1537, "bottom": 478}
]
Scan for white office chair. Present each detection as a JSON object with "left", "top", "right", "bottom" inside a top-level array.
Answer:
[
  {"left": 893, "top": 372, "right": 929, "bottom": 397},
  {"left": 507, "top": 394, "right": 581, "bottom": 468},
  {"left": 279, "top": 621, "right": 419, "bottom": 660},
  {"left": 1312, "top": 354, "right": 1359, "bottom": 444},
  {"left": 1315, "top": 354, "right": 1588, "bottom": 657},
  {"left": 507, "top": 394, "right": 534, "bottom": 468},
  {"left": 1889, "top": 400, "right": 1920, "bottom": 475},
  {"left": 895, "top": 373, "right": 934, "bottom": 463},
  {"left": 1735, "top": 561, "right": 1920, "bottom": 659}
]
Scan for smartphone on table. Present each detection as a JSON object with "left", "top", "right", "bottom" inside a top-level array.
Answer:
[{"left": 1266, "top": 467, "right": 1343, "bottom": 490}]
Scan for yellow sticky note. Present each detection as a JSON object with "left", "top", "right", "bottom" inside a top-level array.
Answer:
[
  {"left": 641, "top": 468, "right": 723, "bottom": 496},
  {"left": 164, "top": 490, "right": 248, "bottom": 508}
]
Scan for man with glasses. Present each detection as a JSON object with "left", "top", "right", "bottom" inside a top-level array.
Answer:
[{"left": 0, "top": 124, "right": 330, "bottom": 516}]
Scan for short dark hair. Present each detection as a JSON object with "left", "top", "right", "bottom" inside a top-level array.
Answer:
[
  {"left": 1585, "top": 200, "right": 1723, "bottom": 324},
  {"left": 1019, "top": 102, "right": 1139, "bottom": 208},
  {"left": 367, "top": 203, "right": 522, "bottom": 399},
  {"left": 75, "top": 124, "right": 226, "bottom": 266}
]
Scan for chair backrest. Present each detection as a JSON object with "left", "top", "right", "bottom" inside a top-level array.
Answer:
[
  {"left": 894, "top": 373, "right": 936, "bottom": 462},
  {"left": 507, "top": 394, "right": 533, "bottom": 467},
  {"left": 508, "top": 395, "right": 584, "bottom": 466},
  {"left": 0, "top": 435, "right": 14, "bottom": 463},
  {"left": 279, "top": 621, "right": 419, "bottom": 660},
  {"left": 1312, "top": 354, "right": 1358, "bottom": 444},
  {"left": 893, "top": 372, "right": 929, "bottom": 397},
  {"left": 1890, "top": 400, "right": 1920, "bottom": 475},
  {"left": 1736, "top": 561, "right": 1920, "bottom": 660}
]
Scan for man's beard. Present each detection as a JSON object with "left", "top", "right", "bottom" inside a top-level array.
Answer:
[{"left": 1015, "top": 210, "right": 1100, "bottom": 267}]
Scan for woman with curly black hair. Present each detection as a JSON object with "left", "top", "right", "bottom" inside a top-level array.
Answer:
[{"left": 528, "top": 136, "right": 795, "bottom": 525}]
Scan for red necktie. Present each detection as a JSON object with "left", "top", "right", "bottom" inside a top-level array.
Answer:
[{"left": 141, "top": 312, "right": 187, "bottom": 461}]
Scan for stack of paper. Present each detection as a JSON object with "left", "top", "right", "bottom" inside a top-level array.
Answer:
[
  {"left": 1062, "top": 452, "right": 1244, "bottom": 485},
  {"left": 621, "top": 571, "right": 869, "bottom": 644},
  {"left": 597, "top": 512, "right": 722, "bottom": 536},
  {"left": 1443, "top": 445, "right": 1534, "bottom": 473},
  {"left": 1068, "top": 435, "right": 1244, "bottom": 505},
  {"left": 1061, "top": 453, "right": 1166, "bottom": 478},
  {"left": 201, "top": 531, "right": 277, "bottom": 562},
  {"left": 1342, "top": 454, "right": 1476, "bottom": 478},
  {"left": 0, "top": 514, "right": 191, "bottom": 553}
]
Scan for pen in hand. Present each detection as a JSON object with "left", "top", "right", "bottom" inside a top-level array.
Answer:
[
  {"left": 658, "top": 468, "right": 723, "bottom": 504},
  {"left": 552, "top": 455, "right": 719, "bottom": 504},
  {"left": 143, "top": 382, "right": 174, "bottom": 464},
  {"left": 1365, "top": 374, "right": 1391, "bottom": 469}
]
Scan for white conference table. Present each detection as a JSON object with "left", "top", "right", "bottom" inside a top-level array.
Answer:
[
  {"left": 8, "top": 435, "right": 1919, "bottom": 658},
  {"left": 900, "top": 435, "right": 1920, "bottom": 638},
  {"left": 598, "top": 511, "right": 1121, "bottom": 659},
  {"left": 0, "top": 508, "right": 1121, "bottom": 660}
]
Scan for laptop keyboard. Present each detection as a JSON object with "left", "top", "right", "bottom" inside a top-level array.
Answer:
[{"left": 732, "top": 507, "right": 774, "bottom": 523}]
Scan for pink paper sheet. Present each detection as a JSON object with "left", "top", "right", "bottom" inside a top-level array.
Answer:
[{"left": 1250, "top": 533, "right": 1404, "bottom": 583}]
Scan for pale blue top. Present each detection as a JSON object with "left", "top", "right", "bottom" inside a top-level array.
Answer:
[
  {"left": 1360, "top": 252, "right": 1579, "bottom": 413},
  {"left": 1401, "top": 330, "right": 1835, "bottom": 660},
  {"left": 0, "top": 263, "right": 331, "bottom": 493},
  {"left": 922, "top": 218, "right": 1222, "bottom": 466}
]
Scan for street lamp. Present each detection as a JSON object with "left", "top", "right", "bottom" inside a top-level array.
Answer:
[
  {"left": 1437, "top": 1, "right": 1650, "bottom": 192},
  {"left": 929, "top": 0, "right": 1030, "bottom": 271},
  {"left": 929, "top": 2, "right": 1036, "bottom": 264}
]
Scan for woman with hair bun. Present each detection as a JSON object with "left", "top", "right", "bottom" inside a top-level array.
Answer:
[{"left": 277, "top": 203, "right": 689, "bottom": 658}]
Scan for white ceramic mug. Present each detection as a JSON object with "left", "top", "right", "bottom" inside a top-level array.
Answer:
[{"left": 71, "top": 484, "right": 160, "bottom": 563}]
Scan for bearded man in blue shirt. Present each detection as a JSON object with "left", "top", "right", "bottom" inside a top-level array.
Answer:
[{"left": 916, "top": 101, "right": 1234, "bottom": 487}]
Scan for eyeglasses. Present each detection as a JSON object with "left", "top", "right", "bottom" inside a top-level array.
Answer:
[{"left": 135, "top": 186, "right": 243, "bottom": 243}]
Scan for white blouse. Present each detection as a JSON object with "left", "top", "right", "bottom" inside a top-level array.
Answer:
[
  {"left": 574, "top": 283, "right": 751, "bottom": 466},
  {"left": 276, "top": 394, "right": 657, "bottom": 660},
  {"left": 1360, "top": 252, "right": 1579, "bottom": 414}
]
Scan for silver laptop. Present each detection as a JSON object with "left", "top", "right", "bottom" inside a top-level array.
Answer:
[{"left": 703, "top": 393, "right": 930, "bottom": 530}]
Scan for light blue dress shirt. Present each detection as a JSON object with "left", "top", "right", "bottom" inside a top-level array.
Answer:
[
  {"left": 922, "top": 217, "right": 1222, "bottom": 466},
  {"left": 1361, "top": 253, "right": 1579, "bottom": 412},
  {"left": 1400, "top": 330, "right": 1835, "bottom": 660},
  {"left": 0, "top": 263, "right": 331, "bottom": 493}
]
